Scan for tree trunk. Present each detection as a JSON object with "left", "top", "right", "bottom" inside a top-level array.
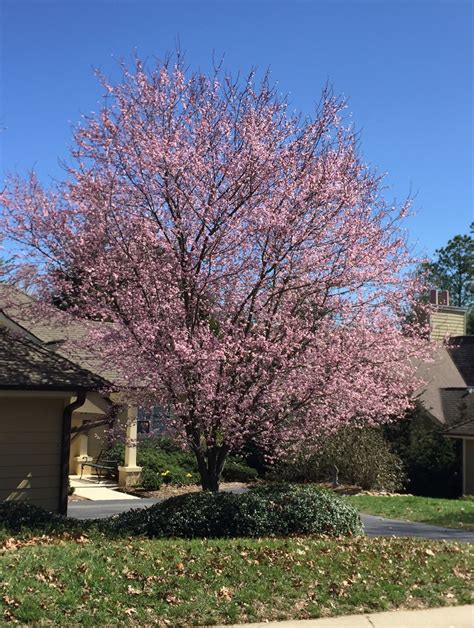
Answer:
[{"left": 194, "top": 446, "right": 228, "bottom": 492}]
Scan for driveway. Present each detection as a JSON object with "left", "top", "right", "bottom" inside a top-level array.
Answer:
[
  {"left": 68, "top": 498, "right": 161, "bottom": 519},
  {"left": 67, "top": 499, "right": 474, "bottom": 541},
  {"left": 360, "top": 513, "right": 474, "bottom": 543}
]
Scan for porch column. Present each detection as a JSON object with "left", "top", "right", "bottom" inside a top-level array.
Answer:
[
  {"left": 118, "top": 405, "right": 142, "bottom": 487},
  {"left": 73, "top": 426, "right": 92, "bottom": 475}
]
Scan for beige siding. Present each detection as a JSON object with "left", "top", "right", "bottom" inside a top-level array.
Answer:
[
  {"left": 0, "top": 397, "right": 64, "bottom": 511},
  {"left": 430, "top": 310, "right": 466, "bottom": 340},
  {"left": 464, "top": 440, "right": 474, "bottom": 495}
]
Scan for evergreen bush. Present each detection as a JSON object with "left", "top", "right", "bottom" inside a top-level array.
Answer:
[{"left": 106, "top": 484, "right": 362, "bottom": 538}]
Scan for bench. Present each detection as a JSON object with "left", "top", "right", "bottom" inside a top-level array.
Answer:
[{"left": 80, "top": 450, "right": 118, "bottom": 482}]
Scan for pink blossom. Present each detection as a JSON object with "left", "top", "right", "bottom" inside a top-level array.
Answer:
[{"left": 0, "top": 57, "right": 433, "bottom": 490}]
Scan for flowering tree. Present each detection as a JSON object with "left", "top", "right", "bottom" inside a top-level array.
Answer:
[{"left": 1, "top": 58, "right": 430, "bottom": 490}]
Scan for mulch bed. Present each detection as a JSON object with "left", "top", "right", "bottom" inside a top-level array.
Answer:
[{"left": 116, "top": 481, "right": 255, "bottom": 499}]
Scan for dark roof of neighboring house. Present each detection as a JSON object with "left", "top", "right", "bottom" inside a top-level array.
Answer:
[
  {"left": 0, "top": 328, "right": 108, "bottom": 391},
  {"left": 416, "top": 331, "right": 474, "bottom": 436},
  {"left": 444, "top": 418, "right": 474, "bottom": 438},
  {"left": 447, "top": 336, "right": 474, "bottom": 386},
  {"left": 440, "top": 387, "right": 474, "bottom": 427}
]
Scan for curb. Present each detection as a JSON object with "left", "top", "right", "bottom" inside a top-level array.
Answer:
[{"left": 223, "top": 605, "right": 474, "bottom": 628}]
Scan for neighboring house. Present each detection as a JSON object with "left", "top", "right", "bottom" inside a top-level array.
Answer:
[
  {"left": 428, "top": 289, "right": 467, "bottom": 340},
  {"left": 0, "top": 285, "right": 142, "bottom": 513},
  {"left": 417, "top": 290, "right": 474, "bottom": 494}
]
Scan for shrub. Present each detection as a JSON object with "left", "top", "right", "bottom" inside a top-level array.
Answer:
[
  {"left": 108, "top": 437, "right": 197, "bottom": 487},
  {"left": 0, "top": 502, "right": 77, "bottom": 534},
  {"left": 106, "top": 484, "right": 362, "bottom": 538},
  {"left": 139, "top": 468, "right": 163, "bottom": 491},
  {"left": 273, "top": 427, "right": 406, "bottom": 491},
  {"left": 384, "top": 407, "right": 462, "bottom": 498},
  {"left": 222, "top": 460, "right": 259, "bottom": 483},
  {"left": 108, "top": 437, "right": 259, "bottom": 488}
]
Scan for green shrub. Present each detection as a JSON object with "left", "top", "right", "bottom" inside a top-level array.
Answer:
[
  {"left": 384, "top": 407, "right": 462, "bottom": 498},
  {"left": 106, "top": 484, "right": 362, "bottom": 538},
  {"left": 0, "top": 502, "right": 78, "bottom": 534},
  {"left": 0, "top": 486, "right": 361, "bottom": 540},
  {"left": 108, "top": 437, "right": 259, "bottom": 488},
  {"left": 222, "top": 460, "right": 259, "bottom": 483},
  {"left": 273, "top": 427, "right": 406, "bottom": 491},
  {"left": 108, "top": 437, "right": 197, "bottom": 487},
  {"left": 139, "top": 468, "right": 163, "bottom": 491}
]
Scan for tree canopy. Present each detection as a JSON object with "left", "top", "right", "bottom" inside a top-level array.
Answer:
[{"left": 0, "top": 57, "right": 431, "bottom": 489}]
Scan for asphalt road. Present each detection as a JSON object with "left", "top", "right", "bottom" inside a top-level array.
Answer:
[
  {"left": 68, "top": 498, "right": 161, "bottom": 520},
  {"left": 67, "top": 500, "right": 474, "bottom": 542},
  {"left": 360, "top": 513, "right": 474, "bottom": 542}
]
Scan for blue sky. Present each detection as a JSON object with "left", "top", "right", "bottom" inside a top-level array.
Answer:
[{"left": 1, "top": 0, "right": 472, "bottom": 257}]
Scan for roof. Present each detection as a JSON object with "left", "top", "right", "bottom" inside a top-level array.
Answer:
[
  {"left": 447, "top": 336, "right": 474, "bottom": 386},
  {"left": 440, "top": 387, "right": 474, "bottom": 426},
  {"left": 444, "top": 417, "right": 474, "bottom": 438},
  {"left": 0, "top": 328, "right": 107, "bottom": 391},
  {"left": 0, "top": 284, "right": 124, "bottom": 385},
  {"left": 415, "top": 346, "right": 466, "bottom": 424},
  {"left": 416, "top": 334, "right": 474, "bottom": 436}
]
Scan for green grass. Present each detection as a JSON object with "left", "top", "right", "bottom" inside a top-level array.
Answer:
[
  {"left": 0, "top": 534, "right": 472, "bottom": 625},
  {"left": 346, "top": 495, "right": 474, "bottom": 530}
]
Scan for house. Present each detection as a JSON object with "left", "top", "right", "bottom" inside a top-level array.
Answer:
[
  {"left": 0, "top": 285, "right": 142, "bottom": 513},
  {"left": 417, "top": 289, "right": 474, "bottom": 494}
]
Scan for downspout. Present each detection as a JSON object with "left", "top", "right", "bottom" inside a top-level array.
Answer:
[{"left": 59, "top": 391, "right": 87, "bottom": 515}]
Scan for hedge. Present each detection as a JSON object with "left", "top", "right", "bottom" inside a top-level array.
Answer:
[
  {"left": 106, "top": 484, "right": 362, "bottom": 538},
  {"left": 1, "top": 485, "right": 362, "bottom": 540}
]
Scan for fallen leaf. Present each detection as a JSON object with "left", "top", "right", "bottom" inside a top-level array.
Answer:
[{"left": 217, "top": 586, "right": 233, "bottom": 601}]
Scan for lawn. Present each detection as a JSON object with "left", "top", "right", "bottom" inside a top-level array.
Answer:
[
  {"left": 346, "top": 495, "right": 474, "bottom": 530},
  {"left": 0, "top": 534, "right": 472, "bottom": 625}
]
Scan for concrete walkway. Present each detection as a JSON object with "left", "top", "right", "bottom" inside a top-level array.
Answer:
[
  {"left": 224, "top": 605, "right": 474, "bottom": 627},
  {"left": 70, "top": 477, "right": 139, "bottom": 501}
]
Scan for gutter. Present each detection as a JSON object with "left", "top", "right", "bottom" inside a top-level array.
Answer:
[{"left": 59, "top": 392, "right": 87, "bottom": 515}]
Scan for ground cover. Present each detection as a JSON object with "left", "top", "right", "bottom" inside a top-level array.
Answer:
[
  {"left": 346, "top": 495, "right": 474, "bottom": 530},
  {"left": 0, "top": 534, "right": 471, "bottom": 625}
]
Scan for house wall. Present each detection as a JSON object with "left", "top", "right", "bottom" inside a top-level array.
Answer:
[
  {"left": 430, "top": 309, "right": 466, "bottom": 340},
  {"left": 0, "top": 396, "right": 65, "bottom": 511},
  {"left": 464, "top": 440, "right": 474, "bottom": 495},
  {"left": 87, "top": 423, "right": 107, "bottom": 460}
]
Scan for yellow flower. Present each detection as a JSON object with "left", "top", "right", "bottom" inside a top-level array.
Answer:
[{"left": 186, "top": 473, "right": 193, "bottom": 477}]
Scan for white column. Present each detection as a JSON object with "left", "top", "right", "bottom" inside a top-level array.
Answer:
[
  {"left": 118, "top": 406, "right": 142, "bottom": 487},
  {"left": 73, "top": 419, "right": 93, "bottom": 475}
]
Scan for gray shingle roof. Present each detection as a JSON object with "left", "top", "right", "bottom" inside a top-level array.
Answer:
[
  {"left": 444, "top": 418, "right": 474, "bottom": 438},
  {"left": 440, "top": 387, "right": 474, "bottom": 426},
  {"left": 0, "top": 328, "right": 108, "bottom": 391},
  {"left": 0, "top": 285, "right": 125, "bottom": 385},
  {"left": 448, "top": 336, "right": 474, "bottom": 386}
]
